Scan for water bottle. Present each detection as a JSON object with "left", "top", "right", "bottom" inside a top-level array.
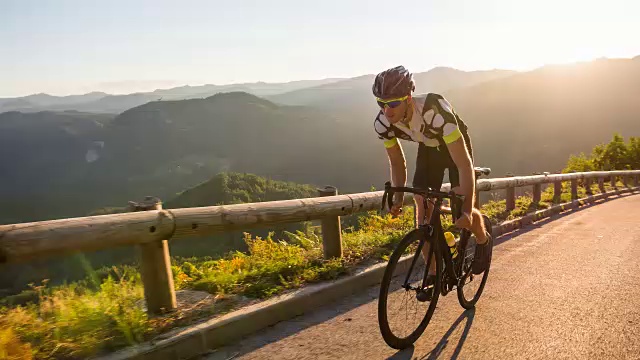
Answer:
[{"left": 444, "top": 231, "right": 458, "bottom": 259}]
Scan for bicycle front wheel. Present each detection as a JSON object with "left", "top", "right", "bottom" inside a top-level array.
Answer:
[{"left": 378, "top": 228, "right": 441, "bottom": 349}]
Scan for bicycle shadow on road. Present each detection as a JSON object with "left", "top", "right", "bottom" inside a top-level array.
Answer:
[
  {"left": 424, "top": 308, "right": 475, "bottom": 360},
  {"left": 385, "top": 308, "right": 475, "bottom": 360}
]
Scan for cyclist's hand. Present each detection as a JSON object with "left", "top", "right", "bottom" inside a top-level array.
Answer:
[
  {"left": 455, "top": 211, "right": 472, "bottom": 229},
  {"left": 451, "top": 186, "right": 472, "bottom": 228},
  {"left": 390, "top": 203, "right": 403, "bottom": 217},
  {"left": 389, "top": 193, "right": 404, "bottom": 217}
]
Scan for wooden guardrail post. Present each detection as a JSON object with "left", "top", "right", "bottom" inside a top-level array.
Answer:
[
  {"left": 553, "top": 180, "right": 562, "bottom": 203},
  {"left": 585, "top": 177, "right": 593, "bottom": 195},
  {"left": 532, "top": 183, "right": 541, "bottom": 204},
  {"left": 622, "top": 175, "right": 629, "bottom": 188},
  {"left": 635, "top": 174, "right": 640, "bottom": 187},
  {"left": 610, "top": 174, "right": 617, "bottom": 189},
  {"left": 570, "top": 177, "right": 578, "bottom": 201},
  {"left": 531, "top": 172, "right": 542, "bottom": 205},
  {"left": 317, "top": 186, "right": 343, "bottom": 259},
  {"left": 505, "top": 173, "right": 515, "bottom": 211},
  {"left": 128, "top": 197, "right": 177, "bottom": 314},
  {"left": 598, "top": 176, "right": 606, "bottom": 195}
]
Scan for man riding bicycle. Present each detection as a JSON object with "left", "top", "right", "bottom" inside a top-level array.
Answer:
[{"left": 372, "top": 65, "right": 492, "bottom": 277}]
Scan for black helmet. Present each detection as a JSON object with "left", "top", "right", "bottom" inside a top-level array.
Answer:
[{"left": 372, "top": 65, "right": 415, "bottom": 99}]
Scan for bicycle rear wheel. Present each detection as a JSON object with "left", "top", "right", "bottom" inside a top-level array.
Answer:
[
  {"left": 457, "top": 214, "right": 493, "bottom": 309},
  {"left": 378, "top": 228, "right": 442, "bottom": 349}
]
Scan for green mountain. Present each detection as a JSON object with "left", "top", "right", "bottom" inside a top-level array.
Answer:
[
  {"left": 0, "top": 92, "right": 388, "bottom": 224},
  {"left": 0, "top": 110, "right": 115, "bottom": 224},
  {"left": 165, "top": 172, "right": 318, "bottom": 209},
  {"left": 84, "top": 92, "right": 385, "bottom": 211}
]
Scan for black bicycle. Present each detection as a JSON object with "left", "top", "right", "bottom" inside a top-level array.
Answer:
[{"left": 377, "top": 167, "right": 493, "bottom": 349}]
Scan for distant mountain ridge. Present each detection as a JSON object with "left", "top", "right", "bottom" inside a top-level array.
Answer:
[
  {"left": 0, "top": 79, "right": 345, "bottom": 114},
  {"left": 265, "top": 67, "right": 517, "bottom": 110},
  {"left": 0, "top": 66, "right": 515, "bottom": 114}
]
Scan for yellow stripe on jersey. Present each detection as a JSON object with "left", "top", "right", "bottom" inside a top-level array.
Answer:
[
  {"left": 383, "top": 138, "right": 398, "bottom": 148},
  {"left": 443, "top": 128, "right": 462, "bottom": 144}
]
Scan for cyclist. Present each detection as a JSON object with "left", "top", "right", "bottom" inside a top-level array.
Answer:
[{"left": 372, "top": 65, "right": 492, "bottom": 281}]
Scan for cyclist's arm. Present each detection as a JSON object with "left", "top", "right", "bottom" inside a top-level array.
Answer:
[
  {"left": 374, "top": 110, "right": 407, "bottom": 208},
  {"left": 386, "top": 140, "right": 406, "bottom": 188},
  {"left": 374, "top": 110, "right": 407, "bottom": 202},
  {"left": 446, "top": 136, "right": 475, "bottom": 214},
  {"left": 385, "top": 139, "right": 407, "bottom": 204}
]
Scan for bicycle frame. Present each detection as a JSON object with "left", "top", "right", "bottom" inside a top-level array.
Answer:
[
  {"left": 416, "top": 196, "right": 469, "bottom": 290},
  {"left": 381, "top": 182, "right": 470, "bottom": 293}
]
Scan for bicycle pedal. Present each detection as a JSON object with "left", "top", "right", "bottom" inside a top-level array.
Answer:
[{"left": 416, "top": 286, "right": 434, "bottom": 302}]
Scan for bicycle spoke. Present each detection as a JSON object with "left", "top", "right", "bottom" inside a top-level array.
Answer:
[
  {"left": 421, "top": 241, "right": 434, "bottom": 289},
  {"left": 403, "top": 237, "right": 426, "bottom": 286}
]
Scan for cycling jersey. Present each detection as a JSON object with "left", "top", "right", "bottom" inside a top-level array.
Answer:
[{"left": 373, "top": 93, "right": 463, "bottom": 149}]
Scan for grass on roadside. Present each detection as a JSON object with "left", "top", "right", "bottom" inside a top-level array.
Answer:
[{"left": 1, "top": 269, "right": 148, "bottom": 360}]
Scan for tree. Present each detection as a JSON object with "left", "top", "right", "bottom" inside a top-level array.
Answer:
[
  {"left": 626, "top": 136, "right": 640, "bottom": 170},
  {"left": 563, "top": 153, "right": 595, "bottom": 173},
  {"left": 564, "top": 133, "right": 639, "bottom": 172},
  {"left": 591, "top": 133, "right": 629, "bottom": 170}
]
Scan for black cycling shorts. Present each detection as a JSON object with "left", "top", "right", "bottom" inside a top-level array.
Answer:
[{"left": 412, "top": 143, "right": 460, "bottom": 191}]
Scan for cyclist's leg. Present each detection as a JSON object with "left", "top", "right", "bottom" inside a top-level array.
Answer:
[
  {"left": 470, "top": 203, "right": 492, "bottom": 274},
  {"left": 470, "top": 208, "right": 489, "bottom": 243},
  {"left": 413, "top": 144, "right": 447, "bottom": 224},
  {"left": 447, "top": 158, "right": 492, "bottom": 273},
  {"left": 412, "top": 144, "right": 446, "bottom": 274},
  {"left": 446, "top": 151, "right": 488, "bottom": 244}
]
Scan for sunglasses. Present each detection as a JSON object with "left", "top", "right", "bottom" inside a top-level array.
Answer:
[{"left": 376, "top": 95, "right": 408, "bottom": 109}]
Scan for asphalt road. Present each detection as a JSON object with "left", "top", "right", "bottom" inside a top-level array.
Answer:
[{"left": 205, "top": 192, "right": 640, "bottom": 360}]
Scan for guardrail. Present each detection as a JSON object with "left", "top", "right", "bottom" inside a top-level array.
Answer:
[{"left": 1, "top": 170, "right": 639, "bottom": 313}]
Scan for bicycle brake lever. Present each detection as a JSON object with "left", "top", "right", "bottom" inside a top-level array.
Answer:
[
  {"left": 382, "top": 181, "right": 396, "bottom": 212},
  {"left": 381, "top": 191, "right": 387, "bottom": 211},
  {"left": 381, "top": 181, "right": 391, "bottom": 211}
]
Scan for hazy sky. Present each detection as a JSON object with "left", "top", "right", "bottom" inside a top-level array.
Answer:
[{"left": 1, "top": 0, "right": 638, "bottom": 97}]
